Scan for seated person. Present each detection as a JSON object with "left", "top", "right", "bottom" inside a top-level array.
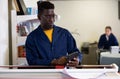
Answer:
[
  {"left": 25, "top": 1, "right": 82, "bottom": 67},
  {"left": 98, "top": 26, "right": 119, "bottom": 50}
]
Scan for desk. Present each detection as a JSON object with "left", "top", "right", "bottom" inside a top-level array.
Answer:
[
  {"left": 100, "top": 52, "right": 120, "bottom": 71},
  {"left": 0, "top": 65, "right": 120, "bottom": 79},
  {"left": 0, "top": 69, "right": 73, "bottom": 79}
]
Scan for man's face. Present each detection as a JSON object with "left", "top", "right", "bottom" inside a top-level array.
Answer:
[
  {"left": 38, "top": 9, "right": 55, "bottom": 30},
  {"left": 105, "top": 28, "right": 112, "bottom": 36}
]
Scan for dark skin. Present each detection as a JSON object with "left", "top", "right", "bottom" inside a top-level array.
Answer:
[
  {"left": 38, "top": 9, "right": 55, "bottom": 30},
  {"left": 38, "top": 9, "right": 79, "bottom": 67}
]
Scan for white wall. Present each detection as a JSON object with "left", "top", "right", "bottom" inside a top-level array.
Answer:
[
  {"left": 0, "top": 0, "right": 9, "bottom": 65},
  {"left": 24, "top": 0, "right": 120, "bottom": 48}
]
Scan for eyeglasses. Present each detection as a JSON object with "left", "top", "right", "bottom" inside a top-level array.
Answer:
[{"left": 42, "top": 14, "right": 57, "bottom": 19}]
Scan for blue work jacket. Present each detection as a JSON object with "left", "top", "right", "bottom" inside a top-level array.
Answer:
[
  {"left": 98, "top": 33, "right": 119, "bottom": 50},
  {"left": 25, "top": 25, "right": 82, "bottom": 65}
]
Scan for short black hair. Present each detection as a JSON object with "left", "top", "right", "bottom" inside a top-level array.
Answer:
[
  {"left": 105, "top": 26, "right": 112, "bottom": 30},
  {"left": 37, "top": 1, "right": 55, "bottom": 14}
]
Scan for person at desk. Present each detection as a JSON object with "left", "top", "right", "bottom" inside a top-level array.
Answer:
[
  {"left": 25, "top": 1, "right": 82, "bottom": 67},
  {"left": 98, "top": 26, "right": 119, "bottom": 50}
]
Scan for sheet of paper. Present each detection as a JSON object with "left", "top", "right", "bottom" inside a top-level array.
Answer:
[
  {"left": 62, "top": 67, "right": 105, "bottom": 79},
  {"left": 97, "top": 72, "right": 120, "bottom": 79},
  {"left": 62, "top": 65, "right": 120, "bottom": 79}
]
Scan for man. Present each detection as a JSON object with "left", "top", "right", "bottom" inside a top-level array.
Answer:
[
  {"left": 98, "top": 26, "right": 119, "bottom": 50},
  {"left": 25, "top": 1, "right": 82, "bottom": 66}
]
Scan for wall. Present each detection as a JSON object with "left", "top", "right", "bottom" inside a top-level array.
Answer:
[
  {"left": 24, "top": 0, "right": 120, "bottom": 48},
  {"left": 0, "top": 0, "right": 9, "bottom": 65}
]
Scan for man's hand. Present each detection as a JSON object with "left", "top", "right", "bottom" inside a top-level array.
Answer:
[
  {"left": 57, "top": 56, "right": 67, "bottom": 65},
  {"left": 67, "top": 58, "right": 79, "bottom": 67},
  {"left": 51, "top": 56, "right": 67, "bottom": 65},
  {"left": 51, "top": 59, "right": 58, "bottom": 65}
]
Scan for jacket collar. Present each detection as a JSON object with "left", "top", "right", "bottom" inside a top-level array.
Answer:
[{"left": 37, "top": 25, "right": 60, "bottom": 44}]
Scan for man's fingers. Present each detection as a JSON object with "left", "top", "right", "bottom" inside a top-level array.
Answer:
[
  {"left": 57, "top": 56, "right": 67, "bottom": 65},
  {"left": 73, "top": 58, "right": 78, "bottom": 61},
  {"left": 67, "top": 58, "right": 79, "bottom": 67},
  {"left": 67, "top": 61, "right": 77, "bottom": 66},
  {"left": 51, "top": 59, "right": 58, "bottom": 65}
]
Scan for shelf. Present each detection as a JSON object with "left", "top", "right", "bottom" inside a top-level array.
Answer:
[
  {"left": 17, "top": 36, "right": 27, "bottom": 46},
  {"left": 17, "top": 58, "right": 28, "bottom": 65},
  {"left": 17, "top": 15, "right": 38, "bottom": 23},
  {"left": 11, "top": 10, "right": 39, "bottom": 65}
]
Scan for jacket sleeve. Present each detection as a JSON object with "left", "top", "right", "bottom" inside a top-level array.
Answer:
[
  {"left": 113, "top": 35, "right": 119, "bottom": 46},
  {"left": 25, "top": 35, "right": 52, "bottom": 65},
  {"left": 66, "top": 30, "right": 82, "bottom": 63},
  {"left": 98, "top": 35, "right": 104, "bottom": 49}
]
